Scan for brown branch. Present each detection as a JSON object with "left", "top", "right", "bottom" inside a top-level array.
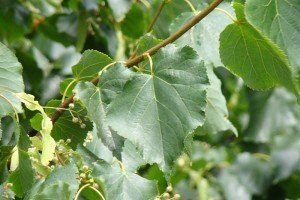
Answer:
[
  {"left": 126, "top": 0, "right": 223, "bottom": 67},
  {"left": 50, "top": 0, "right": 223, "bottom": 125}
]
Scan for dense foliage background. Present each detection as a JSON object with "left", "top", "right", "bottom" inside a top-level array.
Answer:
[{"left": 0, "top": 0, "right": 299, "bottom": 199}]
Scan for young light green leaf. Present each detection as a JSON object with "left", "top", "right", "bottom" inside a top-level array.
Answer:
[
  {"left": 15, "top": 93, "right": 55, "bottom": 166},
  {"left": 107, "top": 45, "right": 208, "bottom": 173},
  {"left": 169, "top": 2, "right": 235, "bottom": 67},
  {"left": 245, "top": 0, "right": 300, "bottom": 87},
  {"left": 219, "top": 3, "right": 299, "bottom": 97},
  {"left": 0, "top": 42, "right": 24, "bottom": 117}
]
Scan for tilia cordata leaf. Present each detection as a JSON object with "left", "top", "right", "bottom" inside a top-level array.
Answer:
[
  {"left": 219, "top": 3, "right": 300, "bottom": 98},
  {"left": 0, "top": 42, "right": 24, "bottom": 117},
  {"left": 107, "top": 45, "right": 209, "bottom": 173}
]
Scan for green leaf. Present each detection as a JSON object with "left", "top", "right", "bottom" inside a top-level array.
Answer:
[
  {"left": 74, "top": 63, "right": 132, "bottom": 151},
  {"left": 60, "top": 78, "right": 76, "bottom": 98},
  {"left": 121, "top": 4, "right": 148, "bottom": 39},
  {"left": 25, "top": 163, "right": 79, "bottom": 200},
  {"left": 74, "top": 82, "right": 118, "bottom": 150},
  {"left": 201, "top": 66, "right": 237, "bottom": 135},
  {"left": 169, "top": 2, "right": 235, "bottom": 67},
  {"left": 72, "top": 50, "right": 113, "bottom": 80},
  {"left": 0, "top": 42, "right": 24, "bottom": 117},
  {"left": 93, "top": 162, "right": 158, "bottom": 200},
  {"left": 121, "top": 140, "right": 146, "bottom": 172},
  {"left": 219, "top": 3, "right": 299, "bottom": 97},
  {"left": 16, "top": 93, "right": 55, "bottom": 166},
  {"left": 97, "top": 63, "right": 133, "bottom": 105},
  {"left": 46, "top": 100, "right": 92, "bottom": 149},
  {"left": 107, "top": 45, "right": 208, "bottom": 173},
  {"left": 77, "top": 127, "right": 114, "bottom": 164},
  {"left": 245, "top": 0, "right": 300, "bottom": 86},
  {"left": 8, "top": 129, "right": 35, "bottom": 197},
  {"left": 30, "top": 113, "right": 43, "bottom": 131}
]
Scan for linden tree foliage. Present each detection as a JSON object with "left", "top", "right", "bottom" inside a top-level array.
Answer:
[{"left": 0, "top": 0, "right": 300, "bottom": 200}]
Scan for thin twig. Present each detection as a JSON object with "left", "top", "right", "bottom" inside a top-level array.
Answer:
[
  {"left": 146, "top": 0, "right": 168, "bottom": 32},
  {"left": 50, "top": 0, "right": 224, "bottom": 125},
  {"left": 126, "top": 0, "right": 223, "bottom": 67}
]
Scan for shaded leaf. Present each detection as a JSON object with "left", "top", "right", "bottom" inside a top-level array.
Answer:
[{"left": 8, "top": 129, "right": 35, "bottom": 197}]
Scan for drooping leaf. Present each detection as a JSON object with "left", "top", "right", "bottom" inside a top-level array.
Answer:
[
  {"left": 107, "top": 45, "right": 208, "bottom": 173},
  {"left": 245, "top": 0, "right": 300, "bottom": 86},
  {"left": 74, "top": 82, "right": 117, "bottom": 150},
  {"left": 0, "top": 42, "right": 24, "bottom": 117},
  {"left": 93, "top": 162, "right": 158, "bottom": 200},
  {"left": 201, "top": 65, "right": 237, "bottom": 135},
  {"left": 219, "top": 3, "right": 299, "bottom": 97},
  {"left": 169, "top": 2, "right": 235, "bottom": 67},
  {"left": 15, "top": 93, "right": 55, "bottom": 166}
]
